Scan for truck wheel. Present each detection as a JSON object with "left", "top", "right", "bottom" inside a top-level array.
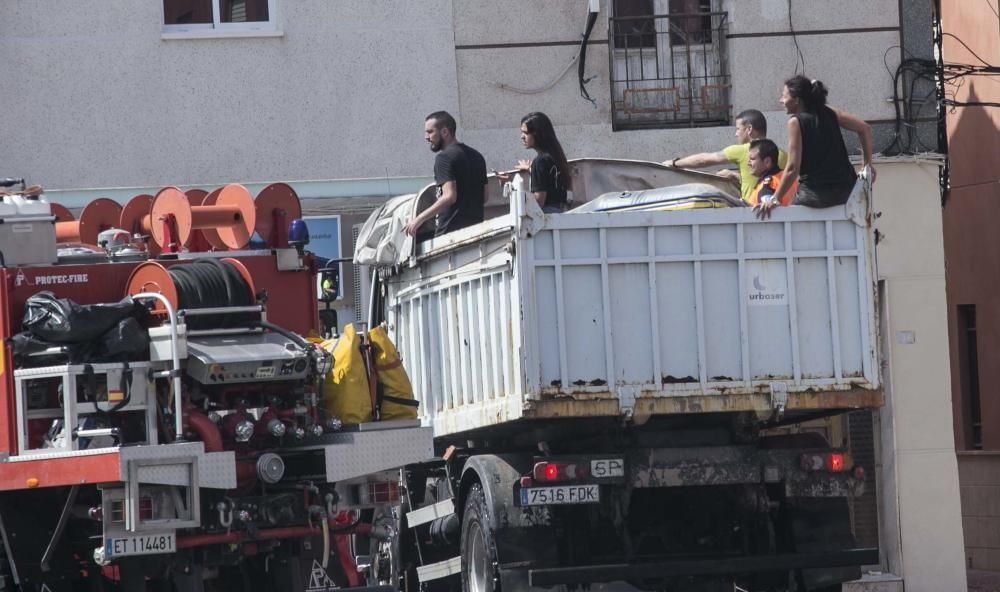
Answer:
[{"left": 461, "top": 483, "right": 499, "bottom": 592}]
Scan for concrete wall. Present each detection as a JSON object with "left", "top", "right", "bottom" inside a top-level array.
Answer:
[
  {"left": 940, "top": 0, "right": 1000, "bottom": 570},
  {"left": 455, "top": 0, "right": 913, "bottom": 174},
  {"left": 0, "top": 0, "right": 459, "bottom": 189},
  {"left": 875, "top": 159, "right": 967, "bottom": 591},
  {"left": 0, "top": 0, "right": 932, "bottom": 195}
]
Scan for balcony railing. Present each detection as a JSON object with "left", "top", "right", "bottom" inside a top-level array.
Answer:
[{"left": 609, "top": 11, "right": 731, "bottom": 130}]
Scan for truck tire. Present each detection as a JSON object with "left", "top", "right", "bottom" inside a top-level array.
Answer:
[{"left": 461, "top": 483, "right": 500, "bottom": 592}]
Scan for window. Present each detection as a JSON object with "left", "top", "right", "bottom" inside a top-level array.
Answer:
[
  {"left": 667, "top": 0, "right": 713, "bottom": 46},
  {"left": 612, "top": 0, "right": 656, "bottom": 49},
  {"left": 958, "top": 304, "right": 982, "bottom": 449},
  {"left": 163, "top": 0, "right": 278, "bottom": 35},
  {"left": 609, "top": 0, "right": 730, "bottom": 130}
]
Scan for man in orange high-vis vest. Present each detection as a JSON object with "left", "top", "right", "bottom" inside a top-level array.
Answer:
[{"left": 748, "top": 138, "right": 798, "bottom": 211}]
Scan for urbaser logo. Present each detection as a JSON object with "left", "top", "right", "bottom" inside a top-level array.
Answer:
[
  {"left": 746, "top": 261, "right": 788, "bottom": 307},
  {"left": 749, "top": 275, "right": 786, "bottom": 303}
]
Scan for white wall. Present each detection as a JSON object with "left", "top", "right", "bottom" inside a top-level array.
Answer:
[
  {"left": 1, "top": 0, "right": 906, "bottom": 194},
  {"left": 0, "top": 1, "right": 458, "bottom": 190},
  {"left": 874, "top": 159, "right": 967, "bottom": 592}
]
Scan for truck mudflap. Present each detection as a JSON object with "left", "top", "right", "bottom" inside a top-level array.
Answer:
[{"left": 522, "top": 548, "right": 878, "bottom": 587}]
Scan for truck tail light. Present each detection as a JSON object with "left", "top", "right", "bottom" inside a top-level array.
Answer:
[
  {"left": 533, "top": 461, "right": 589, "bottom": 483},
  {"left": 800, "top": 452, "right": 853, "bottom": 473}
]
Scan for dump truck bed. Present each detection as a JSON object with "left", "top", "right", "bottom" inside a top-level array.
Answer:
[{"left": 382, "top": 166, "right": 881, "bottom": 438}]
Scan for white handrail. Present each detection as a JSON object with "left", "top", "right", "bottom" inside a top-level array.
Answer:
[{"left": 132, "top": 292, "right": 185, "bottom": 442}]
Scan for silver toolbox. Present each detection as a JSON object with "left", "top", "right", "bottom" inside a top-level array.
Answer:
[{"left": 0, "top": 216, "right": 57, "bottom": 266}]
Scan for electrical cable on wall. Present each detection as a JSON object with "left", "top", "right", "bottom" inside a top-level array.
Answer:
[
  {"left": 889, "top": 11, "right": 1000, "bottom": 202},
  {"left": 880, "top": 33, "right": 999, "bottom": 157},
  {"left": 985, "top": 0, "right": 1000, "bottom": 19},
  {"left": 495, "top": 56, "right": 579, "bottom": 95},
  {"left": 788, "top": 0, "right": 806, "bottom": 74},
  {"left": 882, "top": 55, "right": 938, "bottom": 155},
  {"left": 577, "top": 5, "right": 600, "bottom": 105},
  {"left": 942, "top": 32, "right": 998, "bottom": 67},
  {"left": 933, "top": 10, "right": 950, "bottom": 202},
  {"left": 492, "top": 1, "right": 599, "bottom": 102}
]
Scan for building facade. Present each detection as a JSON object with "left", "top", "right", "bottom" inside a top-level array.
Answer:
[
  {"left": 0, "top": 1, "right": 971, "bottom": 589},
  {"left": 939, "top": 0, "right": 1000, "bottom": 572},
  {"left": 1, "top": 1, "right": 935, "bottom": 196}
]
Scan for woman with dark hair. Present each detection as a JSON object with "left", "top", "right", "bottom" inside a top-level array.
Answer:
[
  {"left": 516, "top": 112, "right": 572, "bottom": 213},
  {"left": 757, "top": 75, "right": 875, "bottom": 217}
]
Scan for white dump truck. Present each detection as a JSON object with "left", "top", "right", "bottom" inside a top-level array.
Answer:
[{"left": 355, "top": 159, "right": 882, "bottom": 592}]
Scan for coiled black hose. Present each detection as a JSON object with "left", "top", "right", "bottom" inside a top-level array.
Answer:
[{"left": 169, "top": 259, "right": 255, "bottom": 329}]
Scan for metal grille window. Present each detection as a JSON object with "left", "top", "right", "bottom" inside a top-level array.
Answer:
[{"left": 609, "top": 0, "right": 730, "bottom": 130}]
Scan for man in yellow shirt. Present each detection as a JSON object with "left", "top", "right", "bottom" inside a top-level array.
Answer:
[{"left": 663, "top": 109, "right": 787, "bottom": 203}]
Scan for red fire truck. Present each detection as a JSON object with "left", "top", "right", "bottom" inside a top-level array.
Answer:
[{"left": 0, "top": 179, "right": 432, "bottom": 592}]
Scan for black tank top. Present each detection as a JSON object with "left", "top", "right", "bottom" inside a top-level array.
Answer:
[{"left": 794, "top": 106, "right": 856, "bottom": 189}]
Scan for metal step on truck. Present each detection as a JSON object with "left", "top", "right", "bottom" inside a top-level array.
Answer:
[{"left": 354, "top": 159, "right": 882, "bottom": 592}]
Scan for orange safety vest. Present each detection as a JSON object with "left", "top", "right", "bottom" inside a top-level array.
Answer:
[{"left": 749, "top": 171, "right": 798, "bottom": 207}]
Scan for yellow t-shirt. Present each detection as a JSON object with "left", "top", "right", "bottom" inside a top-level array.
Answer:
[{"left": 721, "top": 143, "right": 788, "bottom": 202}]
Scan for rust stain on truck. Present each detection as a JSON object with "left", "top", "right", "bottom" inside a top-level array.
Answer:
[{"left": 524, "top": 388, "right": 883, "bottom": 419}]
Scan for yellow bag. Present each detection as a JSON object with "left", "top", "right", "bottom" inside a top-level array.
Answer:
[
  {"left": 321, "top": 324, "right": 373, "bottom": 424},
  {"left": 368, "top": 325, "right": 419, "bottom": 420}
]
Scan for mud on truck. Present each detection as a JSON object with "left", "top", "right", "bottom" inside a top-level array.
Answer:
[
  {"left": 0, "top": 180, "right": 433, "bottom": 592},
  {"left": 353, "top": 160, "right": 882, "bottom": 592}
]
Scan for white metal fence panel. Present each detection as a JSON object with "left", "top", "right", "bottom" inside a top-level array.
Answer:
[
  {"left": 388, "top": 236, "right": 522, "bottom": 435},
  {"left": 385, "top": 176, "right": 878, "bottom": 437},
  {"left": 528, "top": 210, "right": 878, "bottom": 398}
]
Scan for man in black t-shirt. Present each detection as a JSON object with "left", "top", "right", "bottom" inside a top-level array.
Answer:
[{"left": 403, "top": 111, "right": 487, "bottom": 237}]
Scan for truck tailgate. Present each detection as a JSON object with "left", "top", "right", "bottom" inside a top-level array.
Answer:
[{"left": 386, "top": 179, "right": 879, "bottom": 436}]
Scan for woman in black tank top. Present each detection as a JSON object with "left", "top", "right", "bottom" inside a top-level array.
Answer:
[
  {"left": 516, "top": 112, "right": 572, "bottom": 213},
  {"left": 755, "top": 75, "right": 875, "bottom": 218}
]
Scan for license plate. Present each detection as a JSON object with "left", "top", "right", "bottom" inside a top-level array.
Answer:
[
  {"left": 591, "top": 458, "right": 625, "bottom": 478},
  {"left": 105, "top": 532, "right": 176, "bottom": 558},
  {"left": 520, "top": 484, "right": 600, "bottom": 506}
]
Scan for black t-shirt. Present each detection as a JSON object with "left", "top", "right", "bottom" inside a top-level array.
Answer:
[
  {"left": 795, "top": 105, "right": 856, "bottom": 190},
  {"left": 433, "top": 142, "right": 487, "bottom": 234},
  {"left": 529, "top": 152, "right": 568, "bottom": 209}
]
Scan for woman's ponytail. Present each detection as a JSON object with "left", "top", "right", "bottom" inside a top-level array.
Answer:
[
  {"left": 809, "top": 79, "right": 829, "bottom": 108},
  {"left": 785, "top": 74, "right": 829, "bottom": 110}
]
